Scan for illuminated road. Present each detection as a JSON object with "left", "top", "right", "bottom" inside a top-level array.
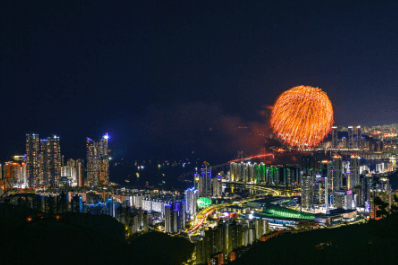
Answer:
[
  {"left": 187, "top": 193, "right": 283, "bottom": 234},
  {"left": 186, "top": 184, "right": 302, "bottom": 235}
]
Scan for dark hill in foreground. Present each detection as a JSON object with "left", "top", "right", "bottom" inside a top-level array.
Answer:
[
  {"left": 232, "top": 214, "right": 398, "bottom": 265},
  {"left": 0, "top": 203, "right": 194, "bottom": 265}
]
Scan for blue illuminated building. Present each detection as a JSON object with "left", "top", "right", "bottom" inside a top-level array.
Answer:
[
  {"left": 71, "top": 194, "right": 83, "bottom": 213},
  {"left": 105, "top": 198, "right": 114, "bottom": 217},
  {"left": 86, "top": 202, "right": 105, "bottom": 215}
]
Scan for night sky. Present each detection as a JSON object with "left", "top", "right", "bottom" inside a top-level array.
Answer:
[{"left": 1, "top": 1, "right": 398, "bottom": 164}]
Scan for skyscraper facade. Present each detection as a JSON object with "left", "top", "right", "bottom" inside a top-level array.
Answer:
[
  {"left": 61, "top": 159, "right": 79, "bottom": 186},
  {"left": 86, "top": 133, "right": 109, "bottom": 187},
  {"left": 301, "top": 175, "right": 314, "bottom": 208},
  {"left": 184, "top": 187, "right": 198, "bottom": 219},
  {"left": 332, "top": 126, "right": 338, "bottom": 149},
  {"left": 39, "top": 135, "right": 61, "bottom": 187},
  {"left": 2, "top": 161, "right": 27, "bottom": 188},
  {"left": 348, "top": 126, "right": 354, "bottom": 149},
  {"left": 76, "top": 158, "right": 85, "bottom": 187},
  {"left": 350, "top": 155, "right": 360, "bottom": 188},
  {"left": 26, "top": 133, "right": 40, "bottom": 187},
  {"left": 356, "top": 126, "right": 362, "bottom": 148},
  {"left": 332, "top": 155, "right": 343, "bottom": 191},
  {"left": 201, "top": 163, "right": 212, "bottom": 197}
]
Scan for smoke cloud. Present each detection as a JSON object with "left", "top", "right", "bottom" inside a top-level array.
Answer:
[{"left": 134, "top": 102, "right": 271, "bottom": 163}]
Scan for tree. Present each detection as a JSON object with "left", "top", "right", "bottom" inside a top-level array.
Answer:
[{"left": 374, "top": 196, "right": 389, "bottom": 218}]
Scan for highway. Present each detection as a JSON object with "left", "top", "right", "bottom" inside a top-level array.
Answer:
[
  {"left": 186, "top": 196, "right": 276, "bottom": 235},
  {"left": 185, "top": 184, "right": 303, "bottom": 235}
]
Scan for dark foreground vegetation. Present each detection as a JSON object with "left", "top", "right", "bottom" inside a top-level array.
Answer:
[
  {"left": 232, "top": 213, "right": 398, "bottom": 265},
  {"left": 3, "top": 200, "right": 398, "bottom": 265},
  {"left": 0, "top": 203, "right": 194, "bottom": 265}
]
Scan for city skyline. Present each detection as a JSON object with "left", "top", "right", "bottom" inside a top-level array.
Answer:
[
  {"left": 2, "top": 1, "right": 398, "bottom": 264},
  {"left": 2, "top": 1, "right": 398, "bottom": 166}
]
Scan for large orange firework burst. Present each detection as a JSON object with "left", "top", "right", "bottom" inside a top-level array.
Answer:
[{"left": 270, "top": 85, "right": 334, "bottom": 148}]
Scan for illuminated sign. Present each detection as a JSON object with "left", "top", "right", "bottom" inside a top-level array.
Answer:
[{"left": 197, "top": 197, "right": 211, "bottom": 208}]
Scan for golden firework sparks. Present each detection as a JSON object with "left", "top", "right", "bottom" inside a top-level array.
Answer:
[{"left": 270, "top": 85, "right": 334, "bottom": 148}]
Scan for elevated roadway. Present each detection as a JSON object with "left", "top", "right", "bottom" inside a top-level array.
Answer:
[{"left": 186, "top": 185, "right": 297, "bottom": 235}]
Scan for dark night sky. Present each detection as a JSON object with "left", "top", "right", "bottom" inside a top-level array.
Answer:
[{"left": 1, "top": 1, "right": 398, "bottom": 164}]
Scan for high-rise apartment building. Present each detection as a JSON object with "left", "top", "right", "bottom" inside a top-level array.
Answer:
[
  {"left": 356, "top": 126, "right": 362, "bottom": 148},
  {"left": 350, "top": 155, "right": 360, "bottom": 188},
  {"left": 334, "top": 190, "right": 353, "bottom": 210},
  {"left": 164, "top": 203, "right": 172, "bottom": 233},
  {"left": 2, "top": 161, "right": 27, "bottom": 188},
  {"left": 201, "top": 163, "right": 212, "bottom": 197},
  {"left": 184, "top": 187, "right": 198, "bottom": 219},
  {"left": 348, "top": 126, "right": 354, "bottom": 149},
  {"left": 26, "top": 133, "right": 40, "bottom": 187},
  {"left": 76, "top": 159, "right": 85, "bottom": 187},
  {"left": 39, "top": 135, "right": 61, "bottom": 187},
  {"left": 212, "top": 176, "right": 222, "bottom": 197},
  {"left": 332, "top": 155, "right": 343, "bottom": 191},
  {"left": 332, "top": 126, "right": 338, "bottom": 149},
  {"left": 61, "top": 158, "right": 79, "bottom": 186},
  {"left": 301, "top": 175, "right": 314, "bottom": 208},
  {"left": 86, "top": 133, "right": 109, "bottom": 187}
]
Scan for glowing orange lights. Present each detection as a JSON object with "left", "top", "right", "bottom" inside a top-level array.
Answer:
[
  {"left": 27, "top": 217, "right": 32, "bottom": 222},
  {"left": 270, "top": 85, "right": 334, "bottom": 148}
]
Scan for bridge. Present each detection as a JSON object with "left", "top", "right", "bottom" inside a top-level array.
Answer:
[{"left": 224, "top": 182, "right": 301, "bottom": 197}]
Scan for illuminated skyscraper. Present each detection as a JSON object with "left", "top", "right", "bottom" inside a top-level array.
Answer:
[
  {"left": 212, "top": 176, "right": 222, "bottom": 197},
  {"left": 350, "top": 155, "right": 360, "bottom": 188},
  {"left": 332, "top": 126, "right": 338, "bottom": 149},
  {"left": 61, "top": 159, "right": 78, "bottom": 186},
  {"left": 320, "top": 160, "right": 333, "bottom": 187},
  {"left": 200, "top": 163, "right": 212, "bottom": 197},
  {"left": 334, "top": 190, "right": 353, "bottom": 210},
  {"left": 184, "top": 187, "right": 198, "bottom": 219},
  {"left": 348, "top": 126, "right": 354, "bottom": 149},
  {"left": 300, "top": 156, "right": 317, "bottom": 183},
  {"left": 86, "top": 138, "right": 96, "bottom": 186},
  {"left": 40, "top": 135, "right": 61, "bottom": 187},
  {"left": 356, "top": 126, "right": 362, "bottom": 148},
  {"left": 332, "top": 155, "right": 343, "bottom": 191},
  {"left": 76, "top": 159, "right": 85, "bottom": 187},
  {"left": 164, "top": 204, "right": 172, "bottom": 233},
  {"left": 98, "top": 133, "right": 109, "bottom": 184},
  {"left": 26, "top": 133, "right": 40, "bottom": 187},
  {"left": 301, "top": 175, "right": 314, "bottom": 208},
  {"left": 86, "top": 133, "right": 109, "bottom": 187}
]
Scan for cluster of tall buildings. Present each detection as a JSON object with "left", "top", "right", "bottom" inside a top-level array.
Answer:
[
  {"left": 220, "top": 155, "right": 393, "bottom": 214},
  {"left": 164, "top": 201, "right": 186, "bottom": 233},
  {"left": 1, "top": 133, "right": 110, "bottom": 189},
  {"left": 229, "top": 162, "right": 300, "bottom": 187},
  {"left": 300, "top": 155, "right": 373, "bottom": 212},
  {"left": 195, "top": 218, "right": 269, "bottom": 264},
  {"left": 61, "top": 158, "right": 85, "bottom": 187},
  {"left": 194, "top": 163, "right": 223, "bottom": 197},
  {"left": 332, "top": 126, "right": 364, "bottom": 149},
  {"left": 330, "top": 125, "right": 397, "bottom": 153},
  {"left": 0, "top": 158, "right": 27, "bottom": 188}
]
